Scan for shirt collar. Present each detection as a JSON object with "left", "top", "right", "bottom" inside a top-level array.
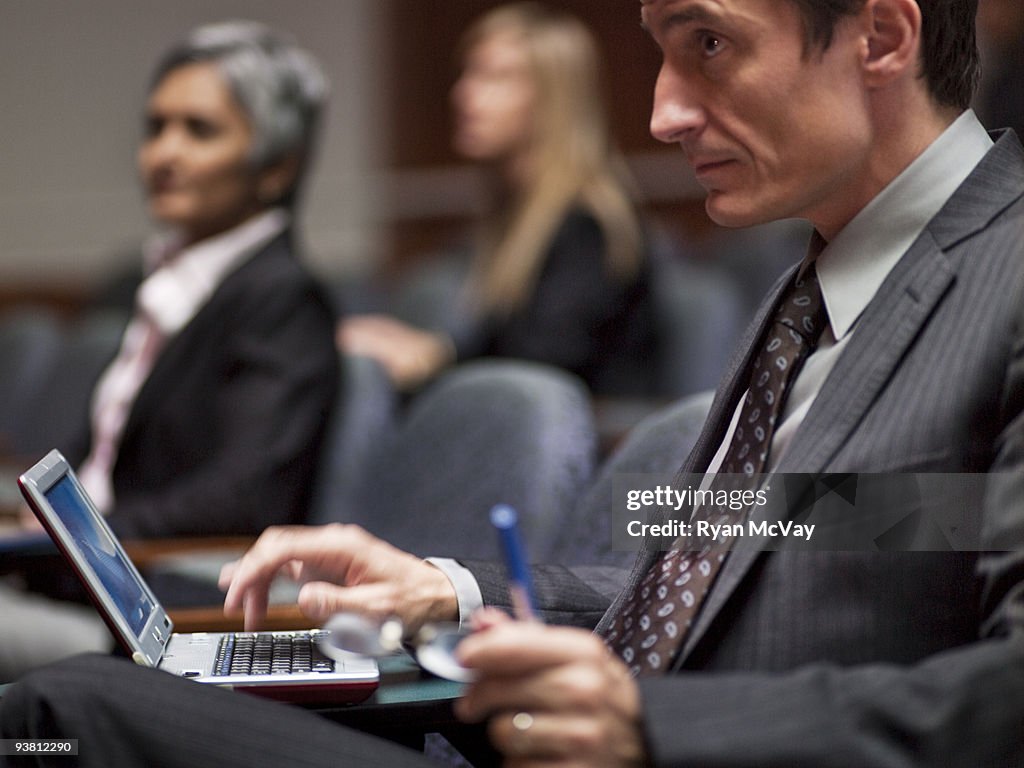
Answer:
[
  {"left": 137, "top": 208, "right": 289, "bottom": 335},
  {"left": 813, "top": 110, "right": 993, "bottom": 340}
]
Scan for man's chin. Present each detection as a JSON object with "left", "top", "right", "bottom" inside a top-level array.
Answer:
[
  {"left": 704, "top": 194, "right": 772, "bottom": 229},
  {"left": 712, "top": 202, "right": 761, "bottom": 230}
]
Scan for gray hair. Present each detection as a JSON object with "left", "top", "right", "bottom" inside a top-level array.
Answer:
[{"left": 150, "top": 20, "right": 329, "bottom": 208}]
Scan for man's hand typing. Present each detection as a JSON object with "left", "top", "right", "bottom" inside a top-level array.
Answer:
[{"left": 218, "top": 524, "right": 459, "bottom": 632}]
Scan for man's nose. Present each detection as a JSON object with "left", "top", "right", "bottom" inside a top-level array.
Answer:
[{"left": 649, "top": 64, "right": 704, "bottom": 143}]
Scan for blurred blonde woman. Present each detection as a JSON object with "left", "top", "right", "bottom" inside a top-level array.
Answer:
[{"left": 340, "top": 2, "right": 656, "bottom": 395}]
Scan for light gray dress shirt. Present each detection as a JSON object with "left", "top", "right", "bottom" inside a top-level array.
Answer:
[{"left": 707, "top": 110, "right": 993, "bottom": 475}]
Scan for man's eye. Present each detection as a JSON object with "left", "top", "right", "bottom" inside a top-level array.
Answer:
[{"left": 697, "top": 31, "right": 723, "bottom": 58}]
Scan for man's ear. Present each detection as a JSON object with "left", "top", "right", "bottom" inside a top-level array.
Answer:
[
  {"left": 257, "top": 154, "right": 302, "bottom": 205},
  {"left": 861, "top": 0, "right": 922, "bottom": 89}
]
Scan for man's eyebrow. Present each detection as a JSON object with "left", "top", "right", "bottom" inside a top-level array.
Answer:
[{"left": 640, "top": 6, "right": 723, "bottom": 36}]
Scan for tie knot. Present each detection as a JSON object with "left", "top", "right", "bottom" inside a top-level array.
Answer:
[{"left": 774, "top": 266, "right": 827, "bottom": 345}]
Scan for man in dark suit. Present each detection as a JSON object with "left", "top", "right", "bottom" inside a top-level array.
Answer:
[{"left": 3, "top": 0, "right": 1023, "bottom": 766}]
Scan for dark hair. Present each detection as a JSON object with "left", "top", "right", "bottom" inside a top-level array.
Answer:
[{"left": 788, "top": 0, "right": 980, "bottom": 110}]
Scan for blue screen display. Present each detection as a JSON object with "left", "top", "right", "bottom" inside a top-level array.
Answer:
[{"left": 45, "top": 475, "right": 155, "bottom": 636}]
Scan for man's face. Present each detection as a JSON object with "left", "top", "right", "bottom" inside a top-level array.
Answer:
[{"left": 643, "top": 0, "right": 873, "bottom": 235}]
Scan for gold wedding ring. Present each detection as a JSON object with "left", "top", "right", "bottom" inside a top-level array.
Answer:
[
  {"left": 511, "top": 712, "right": 534, "bottom": 732},
  {"left": 510, "top": 711, "right": 535, "bottom": 755}
]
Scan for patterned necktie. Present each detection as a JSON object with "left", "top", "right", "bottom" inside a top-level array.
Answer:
[{"left": 605, "top": 266, "right": 827, "bottom": 676}]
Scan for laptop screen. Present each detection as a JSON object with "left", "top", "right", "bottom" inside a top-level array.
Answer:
[{"left": 45, "top": 473, "right": 155, "bottom": 636}]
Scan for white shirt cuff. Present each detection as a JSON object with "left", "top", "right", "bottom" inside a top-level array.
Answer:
[{"left": 425, "top": 557, "right": 483, "bottom": 628}]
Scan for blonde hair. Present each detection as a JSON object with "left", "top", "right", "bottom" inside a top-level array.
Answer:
[{"left": 461, "top": 3, "right": 642, "bottom": 313}]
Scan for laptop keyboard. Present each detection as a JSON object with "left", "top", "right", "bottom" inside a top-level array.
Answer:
[{"left": 213, "top": 631, "right": 334, "bottom": 676}]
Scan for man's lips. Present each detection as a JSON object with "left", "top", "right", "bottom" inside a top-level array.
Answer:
[{"left": 692, "top": 158, "right": 736, "bottom": 176}]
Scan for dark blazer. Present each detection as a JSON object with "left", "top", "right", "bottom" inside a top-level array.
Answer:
[
  {"left": 468, "top": 130, "right": 1024, "bottom": 766},
  {"left": 70, "top": 230, "right": 339, "bottom": 539},
  {"left": 454, "top": 209, "right": 658, "bottom": 396}
]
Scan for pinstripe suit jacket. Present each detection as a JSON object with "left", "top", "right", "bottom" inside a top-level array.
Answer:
[{"left": 468, "top": 130, "right": 1024, "bottom": 766}]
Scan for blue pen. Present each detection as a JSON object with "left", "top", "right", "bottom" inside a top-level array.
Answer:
[{"left": 490, "top": 504, "right": 536, "bottom": 620}]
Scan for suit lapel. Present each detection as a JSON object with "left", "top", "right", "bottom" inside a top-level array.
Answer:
[
  {"left": 594, "top": 271, "right": 798, "bottom": 636},
  {"left": 122, "top": 316, "right": 203, "bottom": 444},
  {"left": 672, "top": 131, "right": 1024, "bottom": 666},
  {"left": 117, "top": 232, "right": 289, "bottom": 453},
  {"left": 774, "top": 234, "right": 955, "bottom": 472},
  {"left": 589, "top": 270, "right": 794, "bottom": 638},
  {"left": 682, "top": 267, "right": 799, "bottom": 476},
  {"left": 779, "top": 131, "right": 1024, "bottom": 473},
  {"left": 673, "top": 236, "right": 956, "bottom": 664}
]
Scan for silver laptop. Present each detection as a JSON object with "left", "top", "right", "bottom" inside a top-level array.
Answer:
[{"left": 19, "top": 449, "right": 378, "bottom": 705}]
